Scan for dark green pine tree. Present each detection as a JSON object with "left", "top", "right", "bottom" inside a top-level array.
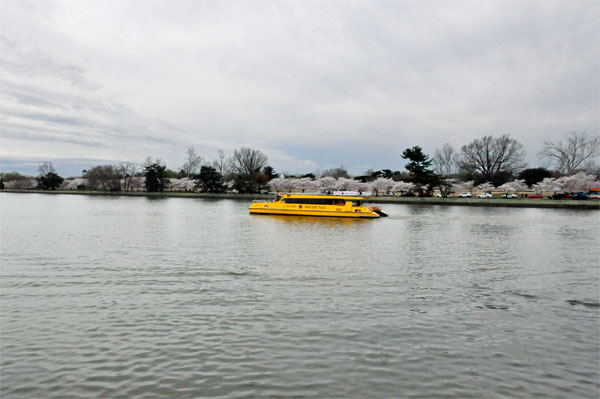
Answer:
[
  {"left": 36, "top": 172, "right": 64, "bottom": 190},
  {"left": 402, "top": 146, "right": 436, "bottom": 196},
  {"left": 144, "top": 163, "right": 169, "bottom": 192},
  {"left": 195, "top": 166, "right": 225, "bottom": 193}
]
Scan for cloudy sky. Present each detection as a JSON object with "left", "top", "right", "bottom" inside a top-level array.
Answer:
[{"left": 1, "top": 0, "right": 598, "bottom": 176}]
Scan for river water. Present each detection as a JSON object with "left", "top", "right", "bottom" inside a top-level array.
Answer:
[{"left": 1, "top": 193, "right": 598, "bottom": 398}]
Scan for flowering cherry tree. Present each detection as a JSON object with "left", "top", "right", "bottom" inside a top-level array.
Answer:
[
  {"left": 63, "top": 178, "right": 89, "bottom": 189},
  {"left": 268, "top": 177, "right": 286, "bottom": 192},
  {"left": 372, "top": 178, "right": 394, "bottom": 194},
  {"left": 168, "top": 178, "right": 196, "bottom": 191},
  {"left": 497, "top": 179, "right": 528, "bottom": 194},
  {"left": 556, "top": 172, "right": 599, "bottom": 192},
  {"left": 295, "top": 177, "right": 316, "bottom": 193},
  {"left": 391, "top": 181, "right": 414, "bottom": 194},
  {"left": 316, "top": 177, "right": 337, "bottom": 192},
  {"left": 453, "top": 180, "right": 474, "bottom": 193},
  {"left": 531, "top": 172, "right": 600, "bottom": 194},
  {"left": 475, "top": 182, "right": 495, "bottom": 192},
  {"left": 532, "top": 177, "right": 561, "bottom": 194}
]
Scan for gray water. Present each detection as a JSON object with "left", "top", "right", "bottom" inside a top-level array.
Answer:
[{"left": 1, "top": 193, "right": 598, "bottom": 398}]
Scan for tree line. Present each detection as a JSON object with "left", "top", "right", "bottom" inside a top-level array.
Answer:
[{"left": 1, "top": 131, "right": 598, "bottom": 195}]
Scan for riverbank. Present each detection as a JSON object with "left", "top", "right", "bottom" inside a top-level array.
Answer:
[{"left": 2, "top": 189, "right": 599, "bottom": 209}]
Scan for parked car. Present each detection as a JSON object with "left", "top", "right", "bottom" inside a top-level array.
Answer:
[
  {"left": 476, "top": 193, "right": 493, "bottom": 198},
  {"left": 548, "top": 193, "right": 566, "bottom": 200},
  {"left": 501, "top": 193, "right": 518, "bottom": 199},
  {"left": 383, "top": 192, "right": 395, "bottom": 197},
  {"left": 402, "top": 192, "right": 416, "bottom": 197},
  {"left": 457, "top": 192, "right": 472, "bottom": 198},
  {"left": 571, "top": 192, "right": 589, "bottom": 200},
  {"left": 529, "top": 194, "right": 543, "bottom": 198}
]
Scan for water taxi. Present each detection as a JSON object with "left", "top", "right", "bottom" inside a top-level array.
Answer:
[{"left": 249, "top": 192, "right": 387, "bottom": 218}]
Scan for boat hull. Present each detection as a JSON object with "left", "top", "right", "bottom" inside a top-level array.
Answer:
[
  {"left": 249, "top": 207, "right": 380, "bottom": 218},
  {"left": 249, "top": 204, "right": 379, "bottom": 219}
]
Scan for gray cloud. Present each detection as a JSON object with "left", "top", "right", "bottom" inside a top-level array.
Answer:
[{"left": 0, "top": 0, "right": 598, "bottom": 176}]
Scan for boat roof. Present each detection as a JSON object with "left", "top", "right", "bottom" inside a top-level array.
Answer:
[{"left": 278, "top": 191, "right": 371, "bottom": 200}]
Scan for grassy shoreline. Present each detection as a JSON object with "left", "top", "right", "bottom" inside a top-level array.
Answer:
[{"left": 2, "top": 189, "right": 599, "bottom": 210}]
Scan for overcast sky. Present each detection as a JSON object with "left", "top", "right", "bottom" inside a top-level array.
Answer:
[{"left": 1, "top": 0, "right": 598, "bottom": 176}]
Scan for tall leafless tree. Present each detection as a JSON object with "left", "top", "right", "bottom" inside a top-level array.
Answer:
[
  {"left": 433, "top": 143, "right": 457, "bottom": 176},
  {"left": 230, "top": 147, "right": 268, "bottom": 175},
  {"left": 458, "top": 134, "right": 525, "bottom": 182},
  {"left": 85, "top": 165, "right": 121, "bottom": 191},
  {"left": 539, "top": 131, "right": 600, "bottom": 175},
  {"left": 38, "top": 161, "right": 56, "bottom": 176},
  {"left": 321, "top": 166, "right": 350, "bottom": 179},
  {"left": 181, "top": 146, "right": 203, "bottom": 177},
  {"left": 212, "top": 149, "right": 231, "bottom": 176},
  {"left": 143, "top": 156, "right": 164, "bottom": 168},
  {"left": 117, "top": 162, "right": 138, "bottom": 191}
]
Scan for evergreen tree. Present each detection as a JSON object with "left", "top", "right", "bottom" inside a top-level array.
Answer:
[
  {"left": 144, "top": 163, "right": 169, "bottom": 192},
  {"left": 36, "top": 172, "right": 64, "bottom": 190},
  {"left": 402, "top": 146, "right": 436, "bottom": 196},
  {"left": 518, "top": 167, "right": 552, "bottom": 187},
  {"left": 195, "top": 166, "right": 225, "bottom": 193}
]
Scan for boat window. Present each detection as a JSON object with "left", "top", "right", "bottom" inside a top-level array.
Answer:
[
  {"left": 352, "top": 200, "right": 363, "bottom": 206},
  {"left": 333, "top": 199, "right": 345, "bottom": 206},
  {"left": 283, "top": 198, "right": 335, "bottom": 205},
  {"left": 274, "top": 195, "right": 282, "bottom": 202}
]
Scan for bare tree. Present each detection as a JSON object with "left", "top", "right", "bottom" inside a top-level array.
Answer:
[
  {"left": 458, "top": 134, "right": 525, "bottom": 182},
  {"left": 321, "top": 166, "right": 350, "bottom": 179},
  {"left": 38, "top": 161, "right": 56, "bottom": 176},
  {"left": 85, "top": 165, "right": 121, "bottom": 191},
  {"left": 181, "top": 146, "right": 203, "bottom": 177},
  {"left": 212, "top": 149, "right": 231, "bottom": 176},
  {"left": 539, "top": 131, "right": 600, "bottom": 175},
  {"left": 230, "top": 147, "right": 268, "bottom": 175},
  {"left": 433, "top": 143, "right": 457, "bottom": 176},
  {"left": 117, "top": 162, "right": 138, "bottom": 191},
  {"left": 143, "top": 156, "right": 164, "bottom": 168}
]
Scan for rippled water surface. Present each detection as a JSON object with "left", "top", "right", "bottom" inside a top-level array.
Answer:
[{"left": 1, "top": 193, "right": 599, "bottom": 398}]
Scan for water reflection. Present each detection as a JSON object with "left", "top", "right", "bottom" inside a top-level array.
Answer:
[{"left": 250, "top": 213, "right": 372, "bottom": 227}]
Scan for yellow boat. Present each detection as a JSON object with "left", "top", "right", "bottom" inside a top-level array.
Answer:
[{"left": 249, "top": 192, "right": 387, "bottom": 218}]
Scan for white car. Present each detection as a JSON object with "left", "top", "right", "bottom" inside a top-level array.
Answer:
[
  {"left": 476, "top": 193, "right": 493, "bottom": 198},
  {"left": 502, "top": 193, "right": 518, "bottom": 199},
  {"left": 457, "top": 192, "right": 472, "bottom": 198}
]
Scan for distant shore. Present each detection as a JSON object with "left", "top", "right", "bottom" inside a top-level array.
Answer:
[{"left": 2, "top": 189, "right": 599, "bottom": 210}]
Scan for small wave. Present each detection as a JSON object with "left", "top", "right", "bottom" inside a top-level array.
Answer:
[
  {"left": 224, "top": 270, "right": 251, "bottom": 276},
  {"left": 508, "top": 292, "right": 538, "bottom": 299},
  {"left": 566, "top": 299, "right": 600, "bottom": 308}
]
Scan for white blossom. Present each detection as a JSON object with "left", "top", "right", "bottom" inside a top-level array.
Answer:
[
  {"left": 555, "top": 172, "right": 599, "bottom": 192},
  {"left": 168, "top": 178, "right": 196, "bottom": 191},
  {"left": 497, "top": 179, "right": 528, "bottom": 193},
  {"left": 475, "top": 182, "right": 495, "bottom": 192},
  {"left": 63, "top": 178, "right": 89, "bottom": 189},
  {"left": 453, "top": 180, "right": 475, "bottom": 193},
  {"left": 532, "top": 177, "right": 560, "bottom": 193},
  {"left": 316, "top": 176, "right": 337, "bottom": 191},
  {"left": 391, "top": 181, "right": 414, "bottom": 193},
  {"left": 372, "top": 178, "right": 394, "bottom": 193},
  {"left": 268, "top": 177, "right": 286, "bottom": 192},
  {"left": 295, "top": 177, "right": 317, "bottom": 192}
]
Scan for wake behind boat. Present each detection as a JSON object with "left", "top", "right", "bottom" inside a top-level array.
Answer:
[{"left": 249, "top": 191, "right": 387, "bottom": 218}]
